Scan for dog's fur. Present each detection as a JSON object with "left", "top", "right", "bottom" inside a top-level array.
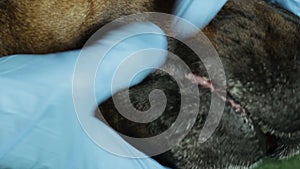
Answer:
[
  {"left": 0, "top": 0, "right": 174, "bottom": 56},
  {"left": 1, "top": 0, "right": 299, "bottom": 168}
]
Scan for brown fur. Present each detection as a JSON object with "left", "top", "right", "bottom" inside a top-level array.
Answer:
[
  {"left": 0, "top": 0, "right": 299, "bottom": 168},
  {"left": 0, "top": 0, "right": 174, "bottom": 56}
]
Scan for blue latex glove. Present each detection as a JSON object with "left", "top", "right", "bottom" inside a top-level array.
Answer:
[
  {"left": 0, "top": 22, "right": 169, "bottom": 169},
  {"left": 270, "top": 0, "right": 300, "bottom": 17},
  {"left": 173, "top": 0, "right": 227, "bottom": 31}
]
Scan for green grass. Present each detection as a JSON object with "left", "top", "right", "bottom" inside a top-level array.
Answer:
[{"left": 255, "top": 155, "right": 300, "bottom": 169}]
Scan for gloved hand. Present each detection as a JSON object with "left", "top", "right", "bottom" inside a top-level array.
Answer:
[
  {"left": 0, "top": 22, "right": 169, "bottom": 169},
  {"left": 173, "top": 0, "right": 227, "bottom": 33},
  {"left": 270, "top": 0, "right": 300, "bottom": 17}
]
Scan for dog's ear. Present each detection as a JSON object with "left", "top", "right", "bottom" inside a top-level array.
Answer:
[{"left": 0, "top": 0, "right": 175, "bottom": 57}]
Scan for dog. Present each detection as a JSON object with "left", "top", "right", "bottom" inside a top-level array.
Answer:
[{"left": 1, "top": 0, "right": 299, "bottom": 168}]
